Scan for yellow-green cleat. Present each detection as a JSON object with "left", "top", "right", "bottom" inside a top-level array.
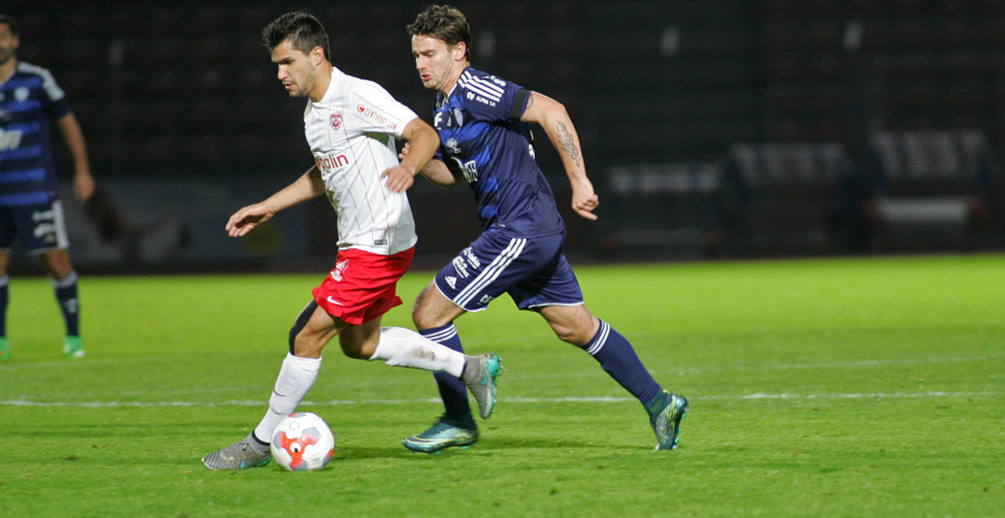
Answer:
[
  {"left": 0, "top": 337, "right": 10, "bottom": 360},
  {"left": 63, "top": 336, "right": 84, "bottom": 358}
]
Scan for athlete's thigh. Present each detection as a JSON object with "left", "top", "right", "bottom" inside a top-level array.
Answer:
[
  {"left": 337, "top": 317, "right": 382, "bottom": 359},
  {"left": 537, "top": 302, "right": 597, "bottom": 346},
  {"left": 412, "top": 279, "right": 467, "bottom": 329},
  {"left": 293, "top": 303, "right": 348, "bottom": 358},
  {"left": 39, "top": 248, "right": 73, "bottom": 278}
]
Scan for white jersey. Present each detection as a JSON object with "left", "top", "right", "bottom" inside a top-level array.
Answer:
[{"left": 304, "top": 66, "right": 419, "bottom": 255}]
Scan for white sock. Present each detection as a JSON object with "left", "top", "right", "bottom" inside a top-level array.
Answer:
[
  {"left": 253, "top": 353, "right": 322, "bottom": 444},
  {"left": 369, "top": 327, "right": 466, "bottom": 377}
]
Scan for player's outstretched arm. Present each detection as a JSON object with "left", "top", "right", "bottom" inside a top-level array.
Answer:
[
  {"left": 383, "top": 118, "right": 441, "bottom": 192},
  {"left": 399, "top": 146, "right": 462, "bottom": 190},
  {"left": 521, "top": 91, "right": 599, "bottom": 221},
  {"left": 226, "top": 166, "right": 325, "bottom": 237}
]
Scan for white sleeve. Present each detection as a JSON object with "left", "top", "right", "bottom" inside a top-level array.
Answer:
[{"left": 349, "top": 80, "right": 418, "bottom": 138}]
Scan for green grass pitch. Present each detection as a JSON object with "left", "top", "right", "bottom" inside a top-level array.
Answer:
[{"left": 1, "top": 254, "right": 1002, "bottom": 517}]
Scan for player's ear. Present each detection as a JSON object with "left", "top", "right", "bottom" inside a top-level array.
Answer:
[
  {"left": 452, "top": 42, "right": 466, "bottom": 61},
  {"left": 311, "top": 46, "right": 325, "bottom": 65}
]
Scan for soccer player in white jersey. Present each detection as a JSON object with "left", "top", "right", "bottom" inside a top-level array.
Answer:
[
  {"left": 399, "top": 5, "right": 687, "bottom": 453},
  {"left": 201, "top": 10, "right": 501, "bottom": 470},
  {"left": 0, "top": 14, "right": 94, "bottom": 360}
]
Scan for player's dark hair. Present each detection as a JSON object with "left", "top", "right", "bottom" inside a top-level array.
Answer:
[
  {"left": 406, "top": 5, "right": 471, "bottom": 60},
  {"left": 262, "top": 10, "right": 331, "bottom": 61},
  {"left": 0, "top": 14, "right": 19, "bottom": 36}
]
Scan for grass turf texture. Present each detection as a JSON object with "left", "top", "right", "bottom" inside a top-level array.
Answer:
[{"left": 1, "top": 254, "right": 1002, "bottom": 517}]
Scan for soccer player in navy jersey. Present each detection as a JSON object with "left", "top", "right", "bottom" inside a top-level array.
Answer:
[
  {"left": 0, "top": 15, "right": 94, "bottom": 360},
  {"left": 400, "top": 5, "right": 688, "bottom": 453}
]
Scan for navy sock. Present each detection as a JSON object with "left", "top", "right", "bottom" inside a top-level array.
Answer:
[
  {"left": 0, "top": 275, "right": 8, "bottom": 337},
  {"left": 585, "top": 320, "right": 662, "bottom": 406},
  {"left": 53, "top": 271, "right": 79, "bottom": 337},
  {"left": 421, "top": 323, "right": 473, "bottom": 421}
]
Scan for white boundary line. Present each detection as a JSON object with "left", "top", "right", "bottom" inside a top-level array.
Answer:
[{"left": 0, "top": 391, "right": 998, "bottom": 408}]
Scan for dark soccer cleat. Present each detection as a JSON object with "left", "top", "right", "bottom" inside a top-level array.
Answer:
[
  {"left": 645, "top": 390, "right": 688, "bottom": 450},
  {"left": 402, "top": 415, "right": 479, "bottom": 454}
]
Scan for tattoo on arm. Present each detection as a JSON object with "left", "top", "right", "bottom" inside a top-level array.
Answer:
[{"left": 555, "top": 121, "right": 583, "bottom": 170}]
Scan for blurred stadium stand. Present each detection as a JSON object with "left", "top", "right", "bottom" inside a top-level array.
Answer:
[
  {"left": 721, "top": 142, "right": 858, "bottom": 255},
  {"left": 863, "top": 129, "right": 997, "bottom": 250},
  {"left": 3, "top": 1, "right": 1005, "bottom": 271},
  {"left": 602, "top": 162, "right": 723, "bottom": 260}
]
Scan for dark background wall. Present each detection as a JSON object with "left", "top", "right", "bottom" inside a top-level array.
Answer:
[{"left": 5, "top": 1, "right": 1005, "bottom": 271}]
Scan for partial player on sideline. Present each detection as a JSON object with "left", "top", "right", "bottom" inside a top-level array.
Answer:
[{"left": 0, "top": 14, "right": 94, "bottom": 360}]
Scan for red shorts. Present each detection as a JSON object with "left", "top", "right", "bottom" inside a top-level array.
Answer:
[{"left": 311, "top": 247, "right": 415, "bottom": 326}]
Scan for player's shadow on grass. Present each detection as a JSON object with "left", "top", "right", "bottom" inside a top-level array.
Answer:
[{"left": 329, "top": 436, "right": 637, "bottom": 461}]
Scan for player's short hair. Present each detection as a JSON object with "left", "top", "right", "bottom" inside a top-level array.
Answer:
[
  {"left": 0, "top": 14, "right": 19, "bottom": 36},
  {"left": 262, "top": 10, "right": 331, "bottom": 61},
  {"left": 406, "top": 5, "right": 471, "bottom": 60}
]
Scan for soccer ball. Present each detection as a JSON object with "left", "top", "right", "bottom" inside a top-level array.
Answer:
[{"left": 270, "top": 412, "right": 335, "bottom": 471}]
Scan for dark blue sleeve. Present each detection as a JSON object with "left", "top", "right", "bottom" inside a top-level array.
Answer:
[
  {"left": 47, "top": 97, "right": 71, "bottom": 121},
  {"left": 462, "top": 74, "right": 529, "bottom": 124}
]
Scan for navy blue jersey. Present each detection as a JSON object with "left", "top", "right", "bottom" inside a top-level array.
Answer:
[
  {"left": 0, "top": 62, "right": 70, "bottom": 207},
  {"left": 432, "top": 67, "right": 565, "bottom": 237}
]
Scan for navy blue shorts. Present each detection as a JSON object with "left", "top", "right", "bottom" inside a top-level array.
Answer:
[
  {"left": 434, "top": 229, "right": 584, "bottom": 312},
  {"left": 0, "top": 199, "right": 69, "bottom": 254}
]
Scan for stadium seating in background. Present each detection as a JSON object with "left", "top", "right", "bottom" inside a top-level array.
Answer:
[
  {"left": 722, "top": 142, "right": 858, "bottom": 255},
  {"left": 602, "top": 163, "right": 724, "bottom": 259},
  {"left": 863, "top": 130, "right": 997, "bottom": 250}
]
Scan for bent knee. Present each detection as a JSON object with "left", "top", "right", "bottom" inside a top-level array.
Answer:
[
  {"left": 411, "top": 287, "right": 457, "bottom": 330},
  {"left": 411, "top": 306, "right": 443, "bottom": 331},
  {"left": 552, "top": 327, "right": 593, "bottom": 347}
]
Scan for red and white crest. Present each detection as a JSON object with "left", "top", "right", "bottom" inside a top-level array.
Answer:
[{"left": 330, "top": 113, "right": 343, "bottom": 130}]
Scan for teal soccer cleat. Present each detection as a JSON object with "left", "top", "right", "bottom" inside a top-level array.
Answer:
[
  {"left": 461, "top": 352, "right": 502, "bottom": 419},
  {"left": 402, "top": 415, "right": 479, "bottom": 454},
  {"left": 645, "top": 390, "right": 688, "bottom": 450}
]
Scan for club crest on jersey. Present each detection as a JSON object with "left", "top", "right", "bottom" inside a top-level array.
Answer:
[
  {"left": 445, "top": 138, "right": 461, "bottom": 155},
  {"left": 330, "top": 113, "right": 343, "bottom": 130}
]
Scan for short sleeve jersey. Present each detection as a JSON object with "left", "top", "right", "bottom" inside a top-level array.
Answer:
[
  {"left": 0, "top": 62, "right": 70, "bottom": 206},
  {"left": 304, "top": 67, "right": 420, "bottom": 255},
  {"left": 432, "top": 67, "right": 565, "bottom": 237}
]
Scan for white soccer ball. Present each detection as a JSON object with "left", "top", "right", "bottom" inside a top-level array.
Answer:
[{"left": 270, "top": 412, "right": 335, "bottom": 471}]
